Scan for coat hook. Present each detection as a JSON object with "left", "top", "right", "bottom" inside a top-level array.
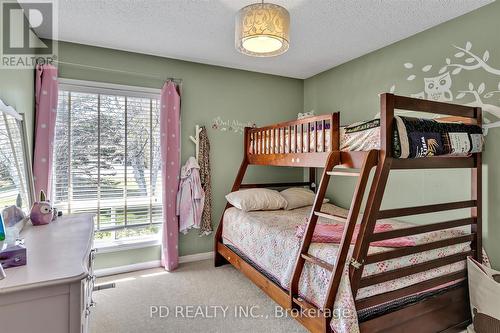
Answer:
[{"left": 189, "top": 125, "right": 203, "bottom": 161}]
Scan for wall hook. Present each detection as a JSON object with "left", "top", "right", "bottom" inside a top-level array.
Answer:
[{"left": 189, "top": 125, "right": 203, "bottom": 161}]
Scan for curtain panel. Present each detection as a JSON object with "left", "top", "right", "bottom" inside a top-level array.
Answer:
[
  {"left": 160, "top": 81, "right": 181, "bottom": 271},
  {"left": 33, "top": 64, "right": 59, "bottom": 199}
]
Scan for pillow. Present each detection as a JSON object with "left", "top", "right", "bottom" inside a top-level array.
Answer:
[
  {"left": 225, "top": 189, "right": 287, "bottom": 212},
  {"left": 280, "top": 187, "right": 329, "bottom": 210}
]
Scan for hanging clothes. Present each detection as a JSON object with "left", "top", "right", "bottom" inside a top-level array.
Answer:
[
  {"left": 176, "top": 157, "right": 205, "bottom": 234},
  {"left": 198, "top": 126, "right": 213, "bottom": 235}
]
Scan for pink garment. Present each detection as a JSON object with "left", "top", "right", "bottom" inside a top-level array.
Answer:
[
  {"left": 33, "top": 64, "right": 58, "bottom": 200},
  {"left": 176, "top": 157, "right": 205, "bottom": 234},
  {"left": 160, "top": 81, "right": 181, "bottom": 271},
  {"left": 295, "top": 223, "right": 416, "bottom": 248}
]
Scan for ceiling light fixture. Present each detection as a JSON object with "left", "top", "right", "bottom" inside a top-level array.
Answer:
[{"left": 235, "top": 1, "right": 290, "bottom": 57}]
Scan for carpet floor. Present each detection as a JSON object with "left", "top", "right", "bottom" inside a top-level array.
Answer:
[{"left": 90, "top": 259, "right": 307, "bottom": 333}]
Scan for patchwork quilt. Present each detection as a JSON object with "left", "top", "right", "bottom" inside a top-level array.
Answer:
[
  {"left": 341, "top": 116, "right": 484, "bottom": 158},
  {"left": 392, "top": 116, "right": 484, "bottom": 158}
]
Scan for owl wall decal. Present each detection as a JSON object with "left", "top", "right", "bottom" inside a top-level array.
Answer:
[{"left": 424, "top": 72, "right": 453, "bottom": 102}]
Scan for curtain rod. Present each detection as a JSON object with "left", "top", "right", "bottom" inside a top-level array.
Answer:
[{"left": 53, "top": 60, "right": 183, "bottom": 83}]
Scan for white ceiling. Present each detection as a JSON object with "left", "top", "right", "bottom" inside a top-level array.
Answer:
[{"left": 35, "top": 0, "right": 493, "bottom": 79}]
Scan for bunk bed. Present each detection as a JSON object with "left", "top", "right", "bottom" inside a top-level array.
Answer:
[{"left": 214, "top": 93, "right": 483, "bottom": 333}]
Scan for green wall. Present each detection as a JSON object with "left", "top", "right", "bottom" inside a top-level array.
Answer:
[
  {"left": 304, "top": 1, "right": 500, "bottom": 267},
  {"left": 0, "top": 70, "right": 35, "bottom": 150},
  {"left": 51, "top": 42, "right": 304, "bottom": 269},
  {"left": 0, "top": 0, "right": 35, "bottom": 149}
]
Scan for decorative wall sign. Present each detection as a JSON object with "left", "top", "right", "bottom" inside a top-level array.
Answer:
[
  {"left": 211, "top": 116, "right": 256, "bottom": 134},
  {"left": 388, "top": 41, "right": 500, "bottom": 132}
]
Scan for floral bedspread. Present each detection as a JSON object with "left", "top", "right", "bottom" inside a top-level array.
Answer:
[{"left": 222, "top": 204, "right": 471, "bottom": 333}]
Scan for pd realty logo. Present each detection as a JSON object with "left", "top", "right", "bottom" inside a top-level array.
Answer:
[{"left": 1, "top": 0, "right": 57, "bottom": 68}]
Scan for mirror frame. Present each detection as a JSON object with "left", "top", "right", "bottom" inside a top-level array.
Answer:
[
  {"left": 0, "top": 98, "right": 35, "bottom": 209},
  {"left": 19, "top": 113, "right": 35, "bottom": 207}
]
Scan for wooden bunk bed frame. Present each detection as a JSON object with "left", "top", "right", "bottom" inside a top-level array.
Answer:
[{"left": 214, "top": 93, "right": 482, "bottom": 333}]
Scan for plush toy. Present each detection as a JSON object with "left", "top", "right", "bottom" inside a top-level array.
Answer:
[{"left": 30, "top": 191, "right": 55, "bottom": 226}]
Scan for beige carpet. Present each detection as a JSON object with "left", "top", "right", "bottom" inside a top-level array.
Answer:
[{"left": 91, "top": 259, "right": 307, "bottom": 333}]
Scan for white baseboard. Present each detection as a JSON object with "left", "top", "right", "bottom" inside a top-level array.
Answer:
[
  {"left": 179, "top": 251, "right": 214, "bottom": 264},
  {"left": 95, "top": 260, "right": 161, "bottom": 277},
  {"left": 94, "top": 251, "right": 214, "bottom": 277}
]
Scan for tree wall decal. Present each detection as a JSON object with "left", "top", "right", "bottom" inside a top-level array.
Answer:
[
  {"left": 440, "top": 42, "right": 500, "bottom": 76},
  {"left": 388, "top": 41, "right": 500, "bottom": 132}
]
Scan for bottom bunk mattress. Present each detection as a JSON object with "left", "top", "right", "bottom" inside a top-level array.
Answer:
[{"left": 221, "top": 203, "right": 471, "bottom": 332}]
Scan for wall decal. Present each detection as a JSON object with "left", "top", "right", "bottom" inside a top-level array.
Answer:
[
  {"left": 439, "top": 42, "right": 500, "bottom": 76},
  {"left": 389, "top": 41, "right": 500, "bottom": 132},
  {"left": 423, "top": 72, "right": 453, "bottom": 102},
  {"left": 211, "top": 116, "right": 256, "bottom": 134}
]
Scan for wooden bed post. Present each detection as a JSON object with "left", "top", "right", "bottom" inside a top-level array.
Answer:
[
  {"left": 309, "top": 168, "right": 316, "bottom": 192},
  {"left": 472, "top": 106, "right": 482, "bottom": 262},
  {"left": 349, "top": 93, "right": 394, "bottom": 296},
  {"left": 214, "top": 127, "right": 250, "bottom": 267}
]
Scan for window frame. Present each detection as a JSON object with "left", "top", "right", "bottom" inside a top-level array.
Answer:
[{"left": 56, "top": 78, "right": 163, "bottom": 247}]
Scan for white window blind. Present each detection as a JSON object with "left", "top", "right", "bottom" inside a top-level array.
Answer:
[
  {"left": 0, "top": 113, "right": 30, "bottom": 210},
  {"left": 53, "top": 81, "right": 163, "bottom": 241}
]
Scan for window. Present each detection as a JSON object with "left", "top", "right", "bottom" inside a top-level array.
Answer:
[{"left": 53, "top": 80, "right": 163, "bottom": 244}]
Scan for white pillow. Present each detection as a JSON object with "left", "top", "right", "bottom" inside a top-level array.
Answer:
[
  {"left": 225, "top": 189, "right": 287, "bottom": 212},
  {"left": 280, "top": 187, "right": 329, "bottom": 210}
]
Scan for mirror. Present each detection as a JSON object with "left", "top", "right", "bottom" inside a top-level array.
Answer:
[{"left": 0, "top": 98, "right": 34, "bottom": 212}]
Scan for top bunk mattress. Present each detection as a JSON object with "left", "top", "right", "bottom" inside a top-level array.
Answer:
[{"left": 250, "top": 116, "right": 484, "bottom": 158}]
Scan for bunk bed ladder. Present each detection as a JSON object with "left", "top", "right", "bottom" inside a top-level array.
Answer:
[{"left": 289, "top": 149, "right": 379, "bottom": 313}]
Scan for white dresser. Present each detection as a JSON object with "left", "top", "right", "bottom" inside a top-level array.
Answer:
[{"left": 0, "top": 214, "right": 96, "bottom": 333}]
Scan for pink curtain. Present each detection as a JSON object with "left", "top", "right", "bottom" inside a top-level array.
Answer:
[
  {"left": 33, "top": 64, "right": 59, "bottom": 200},
  {"left": 160, "top": 81, "right": 181, "bottom": 271}
]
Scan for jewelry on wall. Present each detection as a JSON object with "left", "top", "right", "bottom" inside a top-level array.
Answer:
[{"left": 211, "top": 116, "right": 256, "bottom": 134}]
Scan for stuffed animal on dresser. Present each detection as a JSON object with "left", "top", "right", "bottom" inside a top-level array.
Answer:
[{"left": 30, "top": 191, "right": 56, "bottom": 226}]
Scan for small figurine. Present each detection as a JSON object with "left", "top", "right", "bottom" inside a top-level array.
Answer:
[{"left": 30, "top": 191, "right": 55, "bottom": 226}]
